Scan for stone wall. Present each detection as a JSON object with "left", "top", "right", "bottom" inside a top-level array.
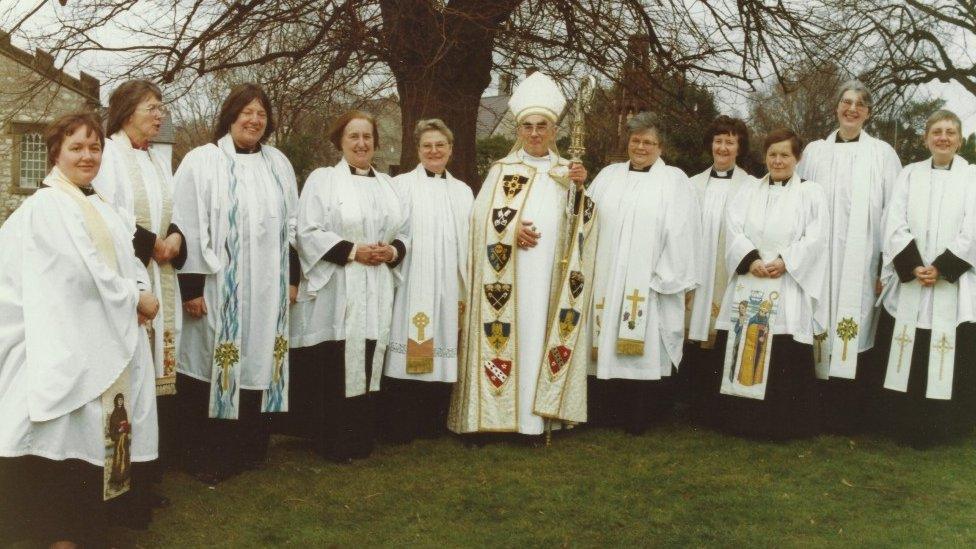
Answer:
[{"left": 0, "top": 34, "right": 99, "bottom": 225}]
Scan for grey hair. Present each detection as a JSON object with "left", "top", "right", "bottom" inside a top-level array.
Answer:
[
  {"left": 924, "top": 109, "right": 963, "bottom": 135},
  {"left": 414, "top": 118, "right": 454, "bottom": 145},
  {"left": 834, "top": 79, "right": 873, "bottom": 110},
  {"left": 626, "top": 111, "right": 665, "bottom": 142}
]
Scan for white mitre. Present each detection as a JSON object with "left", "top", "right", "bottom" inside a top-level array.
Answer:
[{"left": 508, "top": 72, "right": 567, "bottom": 123}]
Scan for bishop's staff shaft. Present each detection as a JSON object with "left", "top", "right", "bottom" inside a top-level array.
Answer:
[{"left": 560, "top": 75, "right": 597, "bottom": 270}]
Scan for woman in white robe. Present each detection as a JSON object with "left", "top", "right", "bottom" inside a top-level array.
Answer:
[
  {"left": 0, "top": 113, "right": 158, "bottom": 547},
  {"left": 93, "top": 79, "right": 183, "bottom": 505},
  {"left": 171, "top": 84, "right": 298, "bottom": 483},
  {"left": 382, "top": 119, "right": 473, "bottom": 443},
  {"left": 586, "top": 112, "right": 702, "bottom": 435},
  {"left": 684, "top": 115, "right": 753, "bottom": 427},
  {"left": 796, "top": 80, "right": 902, "bottom": 435},
  {"left": 287, "top": 111, "right": 408, "bottom": 462},
  {"left": 875, "top": 110, "right": 976, "bottom": 447},
  {"left": 712, "top": 128, "right": 829, "bottom": 440}
]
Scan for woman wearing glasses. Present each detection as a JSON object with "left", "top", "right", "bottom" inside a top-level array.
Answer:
[
  {"left": 797, "top": 80, "right": 901, "bottom": 435},
  {"left": 382, "top": 119, "right": 473, "bottom": 444},
  {"left": 93, "top": 79, "right": 184, "bottom": 511}
]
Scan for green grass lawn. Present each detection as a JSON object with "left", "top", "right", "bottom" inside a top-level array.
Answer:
[{"left": 118, "top": 423, "right": 976, "bottom": 547}]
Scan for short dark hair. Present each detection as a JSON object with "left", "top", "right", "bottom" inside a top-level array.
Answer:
[
  {"left": 45, "top": 112, "right": 105, "bottom": 168},
  {"left": 212, "top": 83, "right": 275, "bottom": 144},
  {"left": 106, "top": 79, "right": 163, "bottom": 137},
  {"left": 703, "top": 115, "right": 750, "bottom": 158},
  {"left": 763, "top": 128, "right": 803, "bottom": 159},
  {"left": 328, "top": 110, "right": 379, "bottom": 151}
]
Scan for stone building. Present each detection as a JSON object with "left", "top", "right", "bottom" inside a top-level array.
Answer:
[{"left": 0, "top": 30, "right": 102, "bottom": 224}]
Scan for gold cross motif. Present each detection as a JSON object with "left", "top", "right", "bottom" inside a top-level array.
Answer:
[
  {"left": 932, "top": 333, "right": 954, "bottom": 381},
  {"left": 893, "top": 326, "right": 913, "bottom": 373},
  {"left": 625, "top": 289, "right": 645, "bottom": 323},
  {"left": 836, "top": 317, "right": 859, "bottom": 361},
  {"left": 595, "top": 297, "right": 605, "bottom": 327},
  {"left": 412, "top": 312, "right": 430, "bottom": 341},
  {"left": 814, "top": 332, "right": 827, "bottom": 364},
  {"left": 272, "top": 335, "right": 287, "bottom": 383}
]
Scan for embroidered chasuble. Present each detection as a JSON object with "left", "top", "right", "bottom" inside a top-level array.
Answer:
[
  {"left": 716, "top": 174, "right": 829, "bottom": 400},
  {"left": 386, "top": 164, "right": 473, "bottom": 382},
  {"left": 94, "top": 132, "right": 182, "bottom": 395},
  {"left": 687, "top": 165, "right": 751, "bottom": 348},
  {"left": 881, "top": 157, "right": 976, "bottom": 400},
  {"left": 587, "top": 160, "right": 701, "bottom": 381},
  {"left": 171, "top": 136, "right": 298, "bottom": 419},
  {"left": 797, "top": 131, "right": 901, "bottom": 378},
  {"left": 448, "top": 150, "right": 598, "bottom": 434}
]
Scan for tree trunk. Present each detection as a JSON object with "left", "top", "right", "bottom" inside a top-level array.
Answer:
[{"left": 379, "top": 0, "right": 523, "bottom": 192}]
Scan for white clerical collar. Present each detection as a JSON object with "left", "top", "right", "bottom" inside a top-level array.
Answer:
[
  {"left": 520, "top": 149, "right": 551, "bottom": 162},
  {"left": 932, "top": 159, "right": 953, "bottom": 170},
  {"left": 710, "top": 167, "right": 733, "bottom": 179},
  {"left": 349, "top": 164, "right": 376, "bottom": 177}
]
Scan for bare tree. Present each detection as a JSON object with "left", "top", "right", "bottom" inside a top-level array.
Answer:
[{"left": 5, "top": 0, "right": 973, "bottom": 186}]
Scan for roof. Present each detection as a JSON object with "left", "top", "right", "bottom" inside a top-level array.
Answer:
[
  {"left": 476, "top": 94, "right": 511, "bottom": 138},
  {"left": 0, "top": 30, "right": 100, "bottom": 103},
  {"left": 154, "top": 114, "right": 176, "bottom": 144}
]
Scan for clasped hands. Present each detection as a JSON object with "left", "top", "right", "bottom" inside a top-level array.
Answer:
[
  {"left": 913, "top": 265, "right": 940, "bottom": 287},
  {"left": 138, "top": 291, "right": 160, "bottom": 326},
  {"left": 354, "top": 242, "right": 396, "bottom": 266},
  {"left": 749, "top": 257, "right": 787, "bottom": 279},
  {"left": 153, "top": 232, "right": 182, "bottom": 264}
]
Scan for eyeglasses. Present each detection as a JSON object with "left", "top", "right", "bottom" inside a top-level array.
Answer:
[
  {"left": 420, "top": 141, "right": 450, "bottom": 151},
  {"left": 519, "top": 122, "right": 551, "bottom": 135},
  {"left": 139, "top": 104, "right": 169, "bottom": 115},
  {"left": 839, "top": 98, "right": 869, "bottom": 111}
]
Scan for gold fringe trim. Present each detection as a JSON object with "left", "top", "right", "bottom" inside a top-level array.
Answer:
[
  {"left": 155, "top": 377, "right": 176, "bottom": 396},
  {"left": 616, "top": 339, "right": 644, "bottom": 356}
]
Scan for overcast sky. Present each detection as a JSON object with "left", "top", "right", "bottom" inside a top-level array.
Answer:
[{"left": 3, "top": 2, "right": 974, "bottom": 134}]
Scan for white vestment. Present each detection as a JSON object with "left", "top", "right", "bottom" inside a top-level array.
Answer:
[
  {"left": 798, "top": 131, "right": 901, "bottom": 362},
  {"left": 716, "top": 174, "right": 829, "bottom": 344},
  {"left": 289, "top": 160, "right": 408, "bottom": 396},
  {"left": 587, "top": 160, "right": 701, "bottom": 380},
  {"left": 0, "top": 186, "right": 157, "bottom": 465},
  {"left": 171, "top": 139, "right": 298, "bottom": 391},
  {"left": 881, "top": 157, "right": 976, "bottom": 328},
  {"left": 687, "top": 166, "right": 751, "bottom": 343},
  {"left": 94, "top": 132, "right": 183, "bottom": 390},
  {"left": 385, "top": 164, "right": 473, "bottom": 383}
]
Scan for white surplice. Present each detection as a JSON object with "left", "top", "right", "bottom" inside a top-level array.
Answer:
[
  {"left": 798, "top": 131, "right": 901, "bottom": 357},
  {"left": 881, "top": 157, "right": 976, "bottom": 329},
  {"left": 93, "top": 131, "right": 183, "bottom": 386},
  {"left": 385, "top": 164, "right": 473, "bottom": 383},
  {"left": 716, "top": 174, "right": 829, "bottom": 344},
  {"left": 687, "top": 166, "right": 751, "bottom": 343},
  {"left": 289, "top": 160, "right": 408, "bottom": 396},
  {"left": 171, "top": 140, "right": 298, "bottom": 390},
  {"left": 587, "top": 160, "right": 701, "bottom": 380},
  {"left": 0, "top": 186, "right": 157, "bottom": 465}
]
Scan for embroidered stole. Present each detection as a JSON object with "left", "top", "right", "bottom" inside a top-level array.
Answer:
[
  {"left": 614, "top": 159, "right": 664, "bottom": 356},
  {"left": 113, "top": 132, "right": 179, "bottom": 395},
  {"left": 534, "top": 181, "right": 597, "bottom": 419},
  {"left": 884, "top": 164, "right": 964, "bottom": 400},
  {"left": 827, "top": 133, "right": 875, "bottom": 379},
  {"left": 405, "top": 165, "right": 439, "bottom": 373},
  {"left": 46, "top": 168, "right": 131, "bottom": 500},
  {"left": 208, "top": 136, "right": 290, "bottom": 419}
]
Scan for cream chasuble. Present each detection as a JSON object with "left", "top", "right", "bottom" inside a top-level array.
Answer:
[
  {"left": 94, "top": 131, "right": 182, "bottom": 395},
  {"left": 385, "top": 164, "right": 473, "bottom": 382},
  {"left": 687, "top": 165, "right": 751, "bottom": 347},
  {"left": 289, "top": 160, "right": 408, "bottom": 396},
  {"left": 0, "top": 171, "right": 157, "bottom": 498},
  {"left": 716, "top": 174, "right": 829, "bottom": 399},
  {"left": 587, "top": 160, "right": 701, "bottom": 380},
  {"left": 798, "top": 131, "right": 901, "bottom": 378},
  {"left": 448, "top": 150, "right": 597, "bottom": 434},
  {"left": 172, "top": 136, "right": 298, "bottom": 419},
  {"left": 881, "top": 157, "right": 976, "bottom": 400}
]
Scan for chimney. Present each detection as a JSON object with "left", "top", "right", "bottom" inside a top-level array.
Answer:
[{"left": 34, "top": 49, "right": 54, "bottom": 70}]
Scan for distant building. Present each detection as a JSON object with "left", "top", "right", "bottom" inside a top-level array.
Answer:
[{"left": 0, "top": 30, "right": 100, "bottom": 223}]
